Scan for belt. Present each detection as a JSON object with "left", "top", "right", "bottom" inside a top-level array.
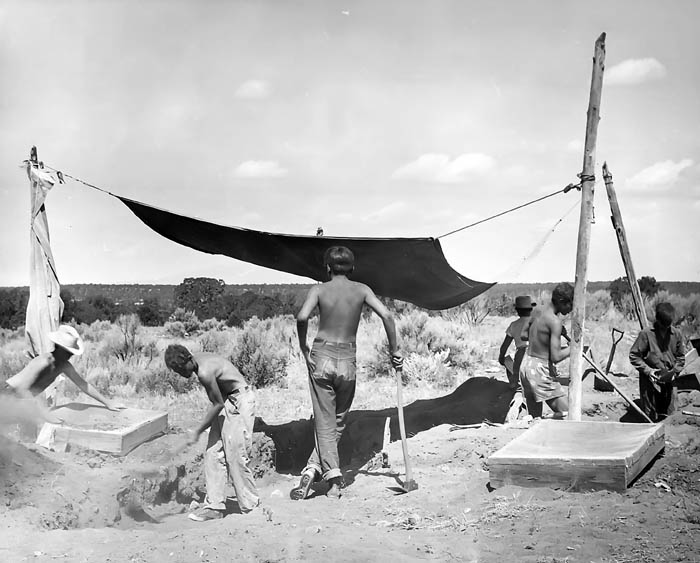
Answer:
[
  {"left": 313, "top": 338, "right": 356, "bottom": 348},
  {"left": 228, "top": 385, "right": 251, "bottom": 397}
]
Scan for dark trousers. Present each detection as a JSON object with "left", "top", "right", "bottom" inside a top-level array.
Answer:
[{"left": 639, "top": 372, "right": 676, "bottom": 422}]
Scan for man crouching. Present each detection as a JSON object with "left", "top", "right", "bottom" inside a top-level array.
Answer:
[{"left": 164, "top": 344, "right": 260, "bottom": 521}]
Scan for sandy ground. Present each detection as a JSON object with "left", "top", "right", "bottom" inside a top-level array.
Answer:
[{"left": 1, "top": 373, "right": 700, "bottom": 563}]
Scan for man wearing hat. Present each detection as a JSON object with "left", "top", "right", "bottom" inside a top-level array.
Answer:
[
  {"left": 3, "top": 325, "right": 120, "bottom": 423},
  {"left": 499, "top": 296, "right": 537, "bottom": 420},
  {"left": 499, "top": 296, "right": 537, "bottom": 387},
  {"left": 629, "top": 302, "right": 685, "bottom": 422}
]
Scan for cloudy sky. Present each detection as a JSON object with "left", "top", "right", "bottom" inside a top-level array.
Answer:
[{"left": 1, "top": 0, "right": 699, "bottom": 289}]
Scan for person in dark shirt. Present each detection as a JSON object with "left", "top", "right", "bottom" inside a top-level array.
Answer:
[{"left": 629, "top": 302, "right": 685, "bottom": 422}]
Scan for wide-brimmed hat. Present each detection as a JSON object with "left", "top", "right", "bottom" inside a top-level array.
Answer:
[
  {"left": 48, "top": 325, "right": 84, "bottom": 355},
  {"left": 514, "top": 296, "right": 536, "bottom": 309}
]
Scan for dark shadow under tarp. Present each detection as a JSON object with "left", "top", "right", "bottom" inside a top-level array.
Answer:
[{"left": 118, "top": 196, "right": 494, "bottom": 310}]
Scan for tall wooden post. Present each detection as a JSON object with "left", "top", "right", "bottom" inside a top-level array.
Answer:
[
  {"left": 603, "top": 163, "right": 649, "bottom": 330},
  {"left": 568, "top": 33, "right": 606, "bottom": 421}
]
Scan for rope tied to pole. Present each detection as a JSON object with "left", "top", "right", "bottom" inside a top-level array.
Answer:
[
  {"left": 438, "top": 174, "right": 587, "bottom": 239},
  {"left": 30, "top": 158, "right": 595, "bottom": 242}
]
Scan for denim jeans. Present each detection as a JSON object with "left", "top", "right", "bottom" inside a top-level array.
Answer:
[
  {"left": 304, "top": 338, "right": 357, "bottom": 481},
  {"left": 203, "top": 388, "right": 259, "bottom": 513}
]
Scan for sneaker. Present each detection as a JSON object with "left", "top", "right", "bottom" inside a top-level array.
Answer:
[
  {"left": 290, "top": 469, "right": 316, "bottom": 501},
  {"left": 188, "top": 508, "right": 224, "bottom": 522}
]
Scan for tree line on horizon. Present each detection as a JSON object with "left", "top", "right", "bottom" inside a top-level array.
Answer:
[{"left": 0, "top": 275, "right": 696, "bottom": 331}]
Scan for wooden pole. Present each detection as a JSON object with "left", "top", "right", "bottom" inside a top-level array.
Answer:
[
  {"left": 603, "top": 162, "right": 649, "bottom": 330},
  {"left": 568, "top": 33, "right": 606, "bottom": 421}
]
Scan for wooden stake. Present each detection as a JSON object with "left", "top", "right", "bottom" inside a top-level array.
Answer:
[
  {"left": 603, "top": 163, "right": 649, "bottom": 330},
  {"left": 569, "top": 33, "right": 607, "bottom": 421}
]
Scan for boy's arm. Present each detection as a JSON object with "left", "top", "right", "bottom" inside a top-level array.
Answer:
[
  {"left": 498, "top": 335, "right": 513, "bottom": 365},
  {"left": 363, "top": 289, "right": 400, "bottom": 364},
  {"left": 62, "top": 362, "right": 118, "bottom": 410},
  {"left": 519, "top": 317, "right": 533, "bottom": 343},
  {"left": 548, "top": 318, "right": 570, "bottom": 364},
  {"left": 296, "top": 286, "right": 320, "bottom": 370},
  {"left": 672, "top": 331, "right": 685, "bottom": 375},
  {"left": 629, "top": 331, "right": 654, "bottom": 377},
  {"left": 188, "top": 372, "right": 225, "bottom": 443}
]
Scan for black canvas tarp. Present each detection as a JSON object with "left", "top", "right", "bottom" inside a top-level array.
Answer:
[{"left": 118, "top": 196, "right": 495, "bottom": 310}]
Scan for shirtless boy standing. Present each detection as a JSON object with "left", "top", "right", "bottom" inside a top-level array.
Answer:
[
  {"left": 292, "top": 246, "right": 402, "bottom": 500},
  {"left": 3, "top": 325, "right": 119, "bottom": 423},
  {"left": 164, "top": 344, "right": 259, "bottom": 521},
  {"left": 520, "top": 283, "right": 574, "bottom": 419}
]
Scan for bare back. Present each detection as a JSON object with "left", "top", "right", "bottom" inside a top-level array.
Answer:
[
  {"left": 526, "top": 305, "right": 568, "bottom": 364},
  {"left": 315, "top": 277, "right": 369, "bottom": 342},
  {"left": 6, "top": 353, "right": 67, "bottom": 395},
  {"left": 192, "top": 353, "right": 248, "bottom": 399}
]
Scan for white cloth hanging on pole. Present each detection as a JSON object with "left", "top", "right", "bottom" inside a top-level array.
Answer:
[{"left": 25, "top": 159, "right": 64, "bottom": 358}]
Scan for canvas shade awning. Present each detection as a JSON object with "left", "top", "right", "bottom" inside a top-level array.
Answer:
[{"left": 117, "top": 196, "right": 494, "bottom": 310}]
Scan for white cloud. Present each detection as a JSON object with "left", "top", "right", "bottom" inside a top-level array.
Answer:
[
  {"left": 566, "top": 139, "right": 583, "bottom": 153},
  {"left": 626, "top": 159, "right": 693, "bottom": 191},
  {"left": 364, "top": 201, "right": 407, "bottom": 222},
  {"left": 234, "top": 160, "right": 288, "bottom": 179},
  {"left": 391, "top": 153, "right": 495, "bottom": 184},
  {"left": 234, "top": 79, "right": 271, "bottom": 100},
  {"left": 606, "top": 58, "right": 667, "bottom": 86}
]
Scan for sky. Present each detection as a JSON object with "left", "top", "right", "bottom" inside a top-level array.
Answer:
[{"left": 1, "top": 0, "right": 699, "bottom": 289}]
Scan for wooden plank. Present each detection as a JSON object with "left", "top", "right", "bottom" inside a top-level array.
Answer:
[
  {"left": 488, "top": 420, "right": 664, "bottom": 492},
  {"left": 120, "top": 412, "right": 169, "bottom": 454},
  {"left": 37, "top": 403, "right": 168, "bottom": 455}
]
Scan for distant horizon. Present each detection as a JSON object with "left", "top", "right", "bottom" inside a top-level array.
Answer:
[{"left": 3, "top": 279, "right": 699, "bottom": 289}]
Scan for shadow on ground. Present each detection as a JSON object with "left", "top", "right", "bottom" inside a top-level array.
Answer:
[{"left": 254, "top": 376, "right": 513, "bottom": 477}]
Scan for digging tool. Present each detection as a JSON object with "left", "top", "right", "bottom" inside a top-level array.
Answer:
[
  {"left": 605, "top": 328, "right": 625, "bottom": 375},
  {"left": 564, "top": 334, "right": 653, "bottom": 423},
  {"left": 394, "top": 366, "right": 418, "bottom": 493}
]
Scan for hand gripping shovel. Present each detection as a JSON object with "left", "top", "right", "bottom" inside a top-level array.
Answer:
[{"left": 394, "top": 365, "right": 418, "bottom": 493}]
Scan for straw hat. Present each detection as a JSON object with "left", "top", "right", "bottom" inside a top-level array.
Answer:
[
  {"left": 48, "top": 325, "right": 85, "bottom": 355},
  {"left": 514, "top": 296, "right": 536, "bottom": 309}
]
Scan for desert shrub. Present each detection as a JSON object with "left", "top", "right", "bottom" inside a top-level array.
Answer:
[
  {"left": 168, "top": 308, "right": 201, "bottom": 334},
  {"left": 485, "top": 293, "right": 513, "bottom": 317},
  {"left": 230, "top": 316, "right": 290, "bottom": 388},
  {"left": 0, "top": 349, "right": 27, "bottom": 381},
  {"left": 77, "top": 320, "right": 113, "bottom": 342},
  {"left": 86, "top": 366, "right": 114, "bottom": 397},
  {"left": 585, "top": 290, "right": 613, "bottom": 321},
  {"left": 199, "top": 328, "right": 235, "bottom": 355},
  {"left": 113, "top": 314, "right": 141, "bottom": 360},
  {"left": 398, "top": 310, "right": 478, "bottom": 370},
  {"left": 134, "top": 365, "right": 197, "bottom": 396},
  {"left": 164, "top": 320, "right": 187, "bottom": 338},
  {"left": 402, "top": 349, "right": 454, "bottom": 388},
  {"left": 201, "top": 318, "right": 225, "bottom": 332},
  {"left": 361, "top": 309, "right": 482, "bottom": 385},
  {"left": 459, "top": 296, "right": 491, "bottom": 326}
]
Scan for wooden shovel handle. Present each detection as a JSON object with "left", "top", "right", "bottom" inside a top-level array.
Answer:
[{"left": 395, "top": 367, "right": 414, "bottom": 484}]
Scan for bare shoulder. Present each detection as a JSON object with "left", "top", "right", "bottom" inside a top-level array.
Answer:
[{"left": 193, "top": 353, "right": 224, "bottom": 377}]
